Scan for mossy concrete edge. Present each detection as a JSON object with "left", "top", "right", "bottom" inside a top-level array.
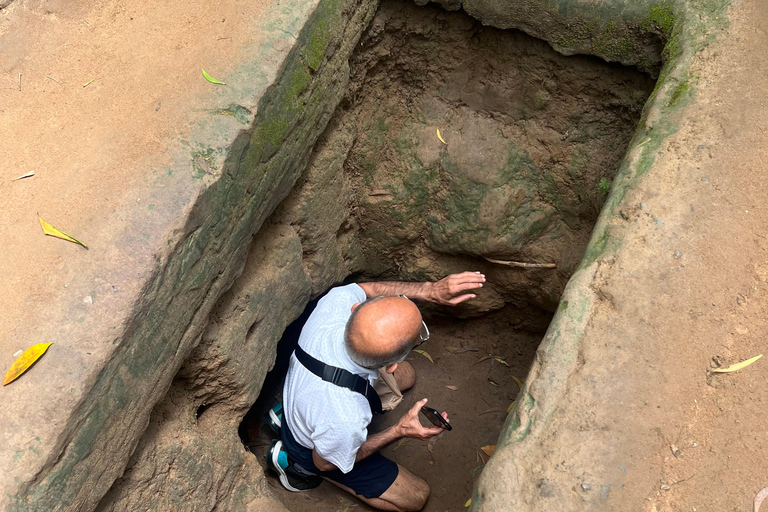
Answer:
[
  {"left": 5, "top": 0, "right": 378, "bottom": 509},
  {"left": 471, "top": 0, "right": 730, "bottom": 510}
]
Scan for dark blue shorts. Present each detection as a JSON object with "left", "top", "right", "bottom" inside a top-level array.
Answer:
[{"left": 281, "top": 420, "right": 399, "bottom": 498}]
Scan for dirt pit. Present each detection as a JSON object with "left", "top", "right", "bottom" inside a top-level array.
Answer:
[
  {"left": 240, "top": 300, "right": 552, "bottom": 512},
  {"left": 240, "top": 0, "right": 657, "bottom": 509}
]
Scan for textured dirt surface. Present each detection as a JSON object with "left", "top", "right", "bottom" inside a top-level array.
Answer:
[
  {"left": 0, "top": 0, "right": 267, "bottom": 339},
  {"left": 321, "top": 0, "right": 655, "bottom": 313},
  {"left": 244, "top": 307, "right": 551, "bottom": 512}
]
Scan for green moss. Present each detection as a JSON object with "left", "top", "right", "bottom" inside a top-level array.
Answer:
[
  {"left": 666, "top": 79, "right": 693, "bottom": 108},
  {"left": 642, "top": 3, "right": 675, "bottom": 38},
  {"left": 304, "top": 0, "right": 342, "bottom": 71},
  {"left": 592, "top": 19, "right": 639, "bottom": 62}
]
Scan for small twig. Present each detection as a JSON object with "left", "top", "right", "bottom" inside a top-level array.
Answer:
[
  {"left": 46, "top": 75, "right": 61, "bottom": 84},
  {"left": 18, "top": 72, "right": 21, "bottom": 91},
  {"left": 483, "top": 257, "right": 556, "bottom": 269},
  {"left": 670, "top": 474, "right": 696, "bottom": 487}
]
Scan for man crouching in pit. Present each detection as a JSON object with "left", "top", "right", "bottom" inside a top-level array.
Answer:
[{"left": 265, "top": 272, "right": 485, "bottom": 511}]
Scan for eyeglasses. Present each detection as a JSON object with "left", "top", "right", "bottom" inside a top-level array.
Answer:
[{"left": 397, "top": 295, "right": 430, "bottom": 348}]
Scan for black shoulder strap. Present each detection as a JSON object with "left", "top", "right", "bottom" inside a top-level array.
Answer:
[{"left": 294, "top": 345, "right": 383, "bottom": 415}]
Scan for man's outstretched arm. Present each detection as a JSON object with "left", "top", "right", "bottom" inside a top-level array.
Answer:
[{"left": 358, "top": 271, "right": 486, "bottom": 306}]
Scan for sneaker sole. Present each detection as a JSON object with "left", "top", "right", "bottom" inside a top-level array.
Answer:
[
  {"left": 269, "top": 440, "right": 303, "bottom": 493},
  {"left": 267, "top": 408, "right": 282, "bottom": 434}
]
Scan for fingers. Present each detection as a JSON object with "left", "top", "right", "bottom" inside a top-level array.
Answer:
[{"left": 450, "top": 271, "right": 486, "bottom": 285}]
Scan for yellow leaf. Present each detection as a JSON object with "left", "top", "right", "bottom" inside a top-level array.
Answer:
[
  {"left": 480, "top": 445, "right": 496, "bottom": 457},
  {"left": 487, "top": 377, "right": 498, "bottom": 386},
  {"left": 202, "top": 68, "right": 226, "bottom": 85},
  {"left": 446, "top": 385, "right": 459, "bottom": 391},
  {"left": 494, "top": 357, "right": 510, "bottom": 367},
  {"left": 3, "top": 343, "right": 53, "bottom": 385},
  {"left": 39, "top": 216, "right": 87, "bottom": 248},
  {"left": 413, "top": 349, "right": 434, "bottom": 364},
  {"left": 512, "top": 376, "right": 525, "bottom": 390},
  {"left": 82, "top": 78, "right": 95, "bottom": 87},
  {"left": 507, "top": 401, "right": 515, "bottom": 412},
  {"left": 464, "top": 498, "right": 472, "bottom": 508},
  {"left": 712, "top": 354, "right": 762, "bottom": 373},
  {"left": 436, "top": 128, "right": 447, "bottom": 145}
]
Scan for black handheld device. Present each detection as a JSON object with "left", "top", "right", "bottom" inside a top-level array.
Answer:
[{"left": 420, "top": 405, "right": 452, "bottom": 431}]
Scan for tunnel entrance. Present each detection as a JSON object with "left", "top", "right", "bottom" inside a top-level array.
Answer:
[{"left": 238, "top": 0, "right": 654, "bottom": 509}]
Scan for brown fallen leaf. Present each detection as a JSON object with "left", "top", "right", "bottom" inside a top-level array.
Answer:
[
  {"left": 3, "top": 343, "right": 53, "bottom": 385},
  {"left": 480, "top": 445, "right": 496, "bottom": 457},
  {"left": 445, "top": 345, "right": 467, "bottom": 354},
  {"left": 392, "top": 438, "right": 406, "bottom": 451},
  {"left": 512, "top": 376, "right": 525, "bottom": 390},
  {"left": 446, "top": 385, "right": 459, "bottom": 391},
  {"left": 494, "top": 357, "right": 510, "bottom": 367},
  {"left": 478, "top": 450, "right": 488, "bottom": 465},
  {"left": 413, "top": 349, "right": 434, "bottom": 364}
]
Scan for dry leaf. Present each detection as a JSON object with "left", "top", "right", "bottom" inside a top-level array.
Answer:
[
  {"left": 436, "top": 128, "right": 447, "bottom": 145},
  {"left": 506, "top": 401, "right": 515, "bottom": 412},
  {"left": 479, "top": 407, "right": 507, "bottom": 415},
  {"left": 446, "top": 385, "right": 459, "bottom": 391},
  {"left": 392, "top": 438, "right": 406, "bottom": 452},
  {"left": 478, "top": 450, "right": 488, "bottom": 465},
  {"left": 712, "top": 354, "right": 762, "bottom": 373},
  {"left": 3, "top": 343, "right": 53, "bottom": 385},
  {"left": 512, "top": 376, "right": 525, "bottom": 390},
  {"left": 461, "top": 343, "right": 479, "bottom": 352},
  {"left": 480, "top": 445, "right": 496, "bottom": 457},
  {"left": 413, "top": 349, "right": 434, "bottom": 364},
  {"left": 475, "top": 354, "right": 502, "bottom": 365},
  {"left": 464, "top": 498, "right": 472, "bottom": 508},
  {"left": 494, "top": 357, "right": 510, "bottom": 367},
  {"left": 13, "top": 171, "right": 35, "bottom": 181},
  {"left": 445, "top": 345, "right": 465, "bottom": 353},
  {"left": 487, "top": 377, "right": 499, "bottom": 386},
  {"left": 39, "top": 216, "right": 87, "bottom": 248},
  {"left": 202, "top": 68, "right": 226, "bottom": 85}
]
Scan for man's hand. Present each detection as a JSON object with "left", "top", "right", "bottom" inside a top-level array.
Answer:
[
  {"left": 395, "top": 398, "right": 449, "bottom": 440},
  {"left": 427, "top": 271, "right": 486, "bottom": 306}
]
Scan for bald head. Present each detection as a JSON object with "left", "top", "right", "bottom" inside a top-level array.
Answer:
[{"left": 345, "top": 296, "right": 423, "bottom": 369}]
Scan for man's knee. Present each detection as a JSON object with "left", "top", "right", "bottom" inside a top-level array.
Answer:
[
  {"left": 410, "top": 477, "right": 430, "bottom": 511},
  {"left": 395, "top": 361, "right": 417, "bottom": 392}
]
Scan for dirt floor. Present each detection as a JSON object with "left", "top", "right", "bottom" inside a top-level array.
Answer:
[{"left": 242, "top": 306, "right": 550, "bottom": 512}]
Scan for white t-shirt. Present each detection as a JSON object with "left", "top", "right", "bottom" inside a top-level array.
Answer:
[{"left": 282, "top": 284, "right": 378, "bottom": 474}]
